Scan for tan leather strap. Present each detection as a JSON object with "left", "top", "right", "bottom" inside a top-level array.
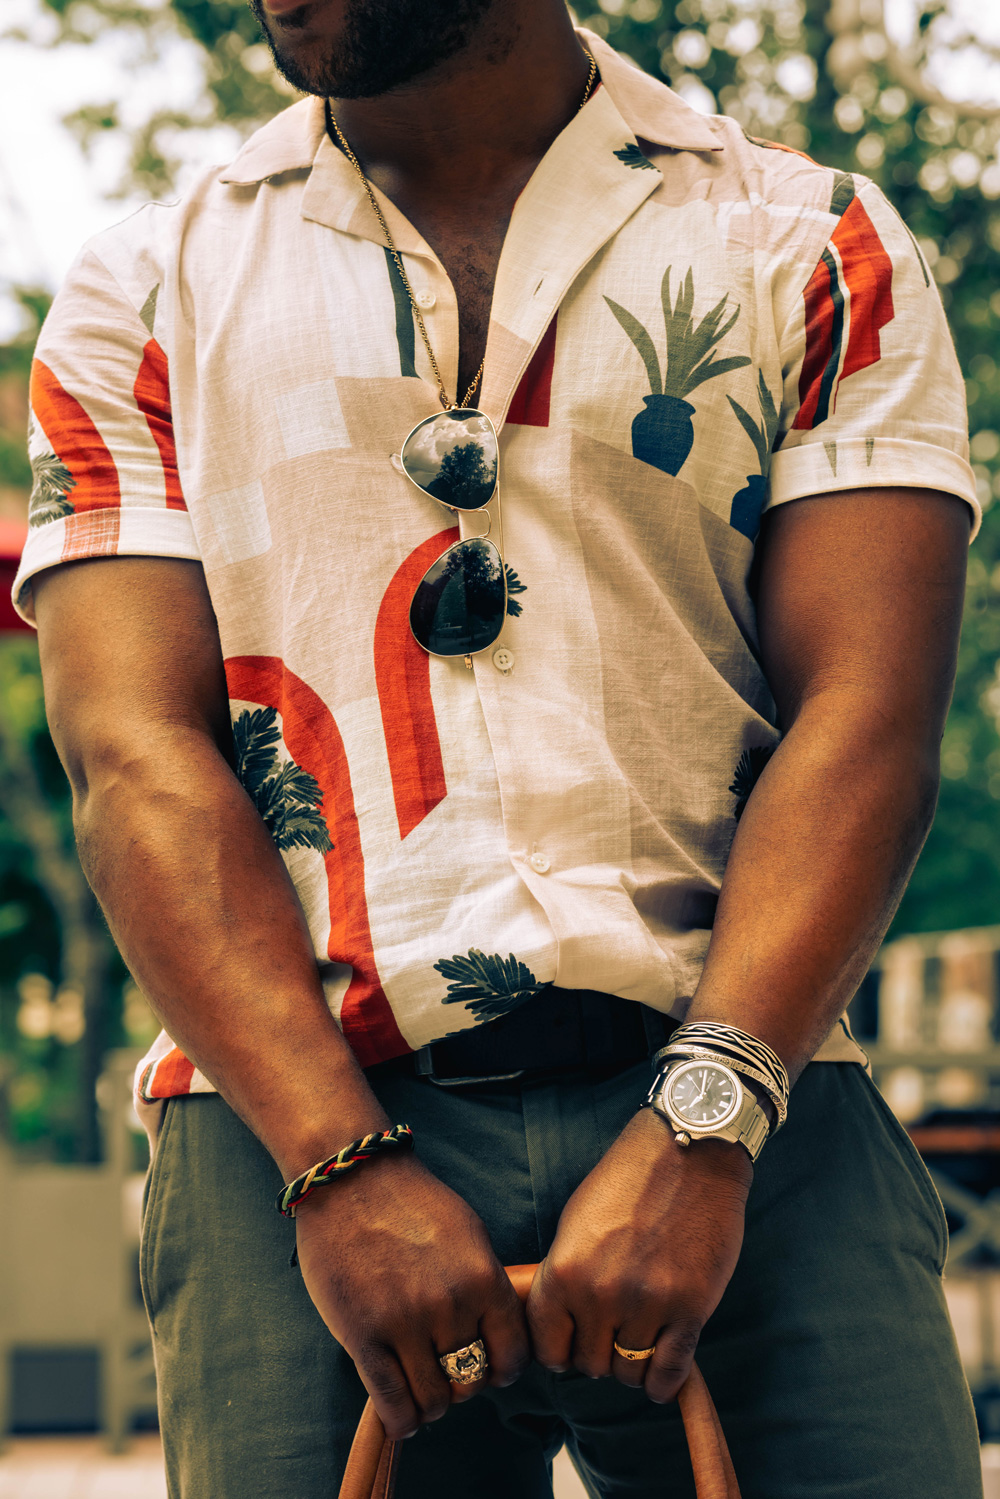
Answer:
[{"left": 338, "top": 1263, "right": 741, "bottom": 1498}]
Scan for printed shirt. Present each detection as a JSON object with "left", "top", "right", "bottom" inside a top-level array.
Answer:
[{"left": 14, "top": 32, "right": 979, "bottom": 1109}]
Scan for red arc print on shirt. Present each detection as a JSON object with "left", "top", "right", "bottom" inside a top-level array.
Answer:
[
  {"left": 507, "top": 315, "right": 557, "bottom": 427},
  {"left": 133, "top": 340, "right": 187, "bottom": 510},
  {"left": 142, "top": 1049, "right": 195, "bottom": 1098},
  {"left": 794, "top": 196, "right": 894, "bottom": 431},
  {"left": 30, "top": 359, "right": 123, "bottom": 561},
  {"left": 375, "top": 529, "right": 457, "bottom": 840},
  {"left": 30, "top": 360, "right": 121, "bottom": 513},
  {"left": 226, "top": 655, "right": 406, "bottom": 1067}
]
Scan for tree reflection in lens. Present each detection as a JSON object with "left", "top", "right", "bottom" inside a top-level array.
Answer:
[
  {"left": 401, "top": 410, "right": 498, "bottom": 511},
  {"left": 409, "top": 537, "right": 506, "bottom": 655}
]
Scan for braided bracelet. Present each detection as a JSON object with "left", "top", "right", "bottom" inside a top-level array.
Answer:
[{"left": 276, "top": 1124, "right": 415, "bottom": 1218}]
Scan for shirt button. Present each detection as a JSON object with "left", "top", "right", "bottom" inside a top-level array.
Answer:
[
  {"left": 415, "top": 289, "right": 436, "bottom": 310},
  {"left": 492, "top": 647, "right": 515, "bottom": 673},
  {"left": 529, "top": 851, "right": 550, "bottom": 874}
]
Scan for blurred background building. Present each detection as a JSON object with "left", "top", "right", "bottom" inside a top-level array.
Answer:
[{"left": 2, "top": 0, "right": 1000, "bottom": 1491}]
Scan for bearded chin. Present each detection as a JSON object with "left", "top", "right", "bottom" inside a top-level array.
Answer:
[{"left": 249, "top": 0, "right": 499, "bottom": 100}]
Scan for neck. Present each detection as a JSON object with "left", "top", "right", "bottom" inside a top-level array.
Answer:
[{"left": 331, "top": 4, "right": 591, "bottom": 192}]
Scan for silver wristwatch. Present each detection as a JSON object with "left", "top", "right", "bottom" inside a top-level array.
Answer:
[{"left": 645, "top": 1057, "right": 771, "bottom": 1161}]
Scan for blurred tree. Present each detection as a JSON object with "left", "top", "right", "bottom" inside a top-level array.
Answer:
[{"left": 1, "top": 0, "right": 1000, "bottom": 1157}]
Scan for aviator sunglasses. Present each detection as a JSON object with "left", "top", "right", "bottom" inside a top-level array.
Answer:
[{"left": 398, "top": 408, "right": 506, "bottom": 660}]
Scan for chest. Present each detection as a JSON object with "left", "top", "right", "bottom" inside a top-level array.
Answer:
[{"left": 375, "top": 187, "right": 519, "bottom": 402}]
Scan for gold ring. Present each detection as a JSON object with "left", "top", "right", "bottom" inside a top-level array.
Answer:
[
  {"left": 438, "top": 1338, "right": 488, "bottom": 1384},
  {"left": 614, "top": 1340, "right": 656, "bottom": 1361}
]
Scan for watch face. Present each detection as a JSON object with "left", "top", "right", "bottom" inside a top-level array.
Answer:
[{"left": 665, "top": 1062, "right": 738, "bottom": 1128}]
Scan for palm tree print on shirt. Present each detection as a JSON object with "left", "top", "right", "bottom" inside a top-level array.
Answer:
[
  {"left": 28, "top": 418, "right": 76, "bottom": 528},
  {"left": 730, "top": 746, "right": 775, "bottom": 822},
  {"left": 505, "top": 564, "right": 527, "bottom": 618},
  {"left": 605, "top": 267, "right": 751, "bottom": 477},
  {"left": 233, "top": 706, "right": 333, "bottom": 853},
  {"left": 614, "top": 143, "right": 656, "bottom": 170},
  {"left": 435, "top": 949, "right": 546, "bottom": 1022},
  {"left": 727, "top": 371, "right": 780, "bottom": 541}
]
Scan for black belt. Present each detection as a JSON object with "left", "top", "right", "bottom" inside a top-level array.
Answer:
[{"left": 397, "top": 987, "right": 678, "bottom": 1087}]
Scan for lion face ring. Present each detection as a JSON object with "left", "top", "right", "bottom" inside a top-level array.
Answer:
[{"left": 439, "top": 1338, "right": 488, "bottom": 1385}]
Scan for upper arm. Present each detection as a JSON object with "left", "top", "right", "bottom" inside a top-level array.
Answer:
[
  {"left": 756, "top": 486, "right": 970, "bottom": 746},
  {"left": 34, "top": 556, "right": 232, "bottom": 793}
]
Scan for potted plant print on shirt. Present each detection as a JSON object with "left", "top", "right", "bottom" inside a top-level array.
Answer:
[
  {"left": 605, "top": 267, "right": 750, "bottom": 477},
  {"left": 727, "top": 371, "right": 780, "bottom": 540}
]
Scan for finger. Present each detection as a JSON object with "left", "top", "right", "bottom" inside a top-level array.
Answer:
[
  {"left": 567, "top": 1304, "right": 616, "bottom": 1381},
  {"left": 355, "top": 1344, "right": 421, "bottom": 1441},
  {"left": 526, "top": 1263, "right": 576, "bottom": 1373},
  {"left": 643, "top": 1318, "right": 702, "bottom": 1405},
  {"left": 610, "top": 1322, "right": 662, "bottom": 1389},
  {"left": 479, "top": 1283, "right": 532, "bottom": 1390}
]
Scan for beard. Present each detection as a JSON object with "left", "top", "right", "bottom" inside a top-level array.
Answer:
[{"left": 246, "top": 0, "right": 501, "bottom": 99}]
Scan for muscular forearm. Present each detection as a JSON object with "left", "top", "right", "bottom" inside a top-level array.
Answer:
[
  {"left": 74, "top": 729, "right": 391, "bottom": 1177},
  {"left": 689, "top": 689, "right": 939, "bottom": 1082}
]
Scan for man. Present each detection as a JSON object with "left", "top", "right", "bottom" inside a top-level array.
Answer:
[{"left": 16, "top": 0, "right": 983, "bottom": 1494}]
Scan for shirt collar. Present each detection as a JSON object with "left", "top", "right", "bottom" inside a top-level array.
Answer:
[{"left": 217, "top": 28, "right": 722, "bottom": 189}]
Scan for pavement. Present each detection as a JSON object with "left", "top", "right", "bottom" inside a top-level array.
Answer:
[{"left": 0, "top": 1434, "right": 589, "bottom": 1498}]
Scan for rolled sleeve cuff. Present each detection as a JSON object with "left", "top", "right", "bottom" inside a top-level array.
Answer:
[
  {"left": 767, "top": 437, "right": 981, "bottom": 541},
  {"left": 12, "top": 507, "right": 202, "bottom": 626}
]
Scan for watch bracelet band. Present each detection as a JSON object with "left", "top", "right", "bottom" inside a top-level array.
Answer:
[
  {"left": 653, "top": 1044, "right": 787, "bottom": 1130},
  {"left": 642, "top": 1063, "right": 770, "bottom": 1162},
  {"left": 661, "top": 1021, "right": 790, "bottom": 1099}
]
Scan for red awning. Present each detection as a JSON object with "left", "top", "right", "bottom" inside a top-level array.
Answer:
[{"left": 0, "top": 519, "right": 30, "bottom": 632}]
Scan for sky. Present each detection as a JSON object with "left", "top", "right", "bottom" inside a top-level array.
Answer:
[{"left": 0, "top": 0, "right": 242, "bottom": 338}]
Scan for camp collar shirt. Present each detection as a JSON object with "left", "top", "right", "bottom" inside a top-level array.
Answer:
[{"left": 14, "top": 32, "right": 978, "bottom": 1106}]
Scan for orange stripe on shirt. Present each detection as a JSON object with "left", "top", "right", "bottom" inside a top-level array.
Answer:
[
  {"left": 833, "top": 196, "right": 895, "bottom": 382},
  {"left": 225, "top": 656, "right": 406, "bottom": 1068},
  {"left": 374, "top": 529, "right": 456, "bottom": 840},
  {"left": 134, "top": 339, "right": 187, "bottom": 511},
  {"left": 145, "top": 1046, "right": 196, "bottom": 1098},
  {"left": 30, "top": 360, "right": 121, "bottom": 513}
]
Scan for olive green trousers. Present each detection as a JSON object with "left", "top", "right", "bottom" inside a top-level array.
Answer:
[{"left": 141, "top": 1060, "right": 982, "bottom": 1498}]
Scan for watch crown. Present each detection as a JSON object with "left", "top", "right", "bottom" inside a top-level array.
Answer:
[{"left": 674, "top": 1130, "right": 691, "bottom": 1147}]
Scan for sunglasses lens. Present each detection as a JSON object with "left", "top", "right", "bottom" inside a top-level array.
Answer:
[
  {"left": 401, "top": 410, "right": 498, "bottom": 511},
  {"left": 410, "top": 537, "right": 506, "bottom": 656}
]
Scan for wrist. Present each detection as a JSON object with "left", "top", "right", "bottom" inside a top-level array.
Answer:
[{"left": 633, "top": 1104, "right": 754, "bottom": 1183}]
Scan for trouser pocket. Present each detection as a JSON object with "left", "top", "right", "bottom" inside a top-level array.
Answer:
[{"left": 139, "top": 1097, "right": 176, "bottom": 1329}]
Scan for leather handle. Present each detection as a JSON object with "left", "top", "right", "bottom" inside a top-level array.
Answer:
[{"left": 338, "top": 1263, "right": 741, "bottom": 1499}]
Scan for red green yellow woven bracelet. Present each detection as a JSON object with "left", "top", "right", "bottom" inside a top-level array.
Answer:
[{"left": 276, "top": 1124, "right": 415, "bottom": 1218}]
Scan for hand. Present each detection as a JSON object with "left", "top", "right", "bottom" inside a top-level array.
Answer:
[
  {"left": 294, "top": 1151, "right": 530, "bottom": 1439},
  {"left": 527, "top": 1107, "right": 752, "bottom": 1403}
]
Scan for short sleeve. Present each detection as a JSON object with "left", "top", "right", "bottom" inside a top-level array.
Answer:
[
  {"left": 12, "top": 246, "right": 200, "bottom": 625},
  {"left": 766, "top": 176, "right": 980, "bottom": 538}
]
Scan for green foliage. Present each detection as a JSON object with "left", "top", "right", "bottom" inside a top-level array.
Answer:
[{"left": 434, "top": 949, "right": 546, "bottom": 1022}]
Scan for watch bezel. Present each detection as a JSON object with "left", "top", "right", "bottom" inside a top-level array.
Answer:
[{"left": 659, "top": 1059, "right": 743, "bottom": 1133}]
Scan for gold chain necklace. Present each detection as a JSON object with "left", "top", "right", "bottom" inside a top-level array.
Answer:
[{"left": 326, "top": 46, "right": 598, "bottom": 411}]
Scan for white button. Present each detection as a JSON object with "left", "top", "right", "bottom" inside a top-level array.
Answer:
[
  {"left": 415, "top": 289, "right": 436, "bottom": 310},
  {"left": 529, "top": 851, "right": 551, "bottom": 874},
  {"left": 492, "top": 647, "right": 515, "bottom": 673}
]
